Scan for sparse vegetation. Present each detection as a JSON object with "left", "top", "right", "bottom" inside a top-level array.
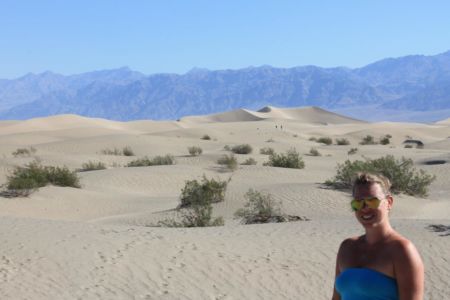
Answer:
[
  {"left": 223, "top": 145, "right": 231, "bottom": 151},
  {"left": 188, "top": 146, "right": 203, "bottom": 156},
  {"left": 201, "top": 134, "right": 211, "bottom": 140},
  {"left": 404, "top": 144, "right": 413, "bottom": 148},
  {"left": 241, "top": 157, "right": 257, "bottom": 165},
  {"left": 309, "top": 148, "right": 321, "bottom": 156},
  {"left": 101, "top": 146, "right": 135, "bottom": 156},
  {"left": 234, "top": 189, "right": 309, "bottom": 224},
  {"left": 347, "top": 148, "right": 358, "bottom": 155},
  {"left": 122, "top": 146, "right": 135, "bottom": 156},
  {"left": 308, "top": 137, "right": 317, "bottom": 141},
  {"left": 79, "top": 161, "right": 107, "bottom": 172},
  {"left": 324, "top": 155, "right": 436, "bottom": 197},
  {"left": 360, "top": 135, "right": 377, "bottom": 145},
  {"left": 260, "top": 147, "right": 275, "bottom": 155},
  {"left": 179, "top": 176, "right": 228, "bottom": 208},
  {"left": 12, "top": 147, "right": 37, "bottom": 157},
  {"left": 217, "top": 154, "right": 238, "bottom": 171},
  {"left": 380, "top": 135, "right": 391, "bottom": 145},
  {"left": 6, "top": 161, "right": 80, "bottom": 193},
  {"left": 231, "top": 144, "right": 253, "bottom": 154},
  {"left": 158, "top": 176, "right": 228, "bottom": 227},
  {"left": 317, "top": 137, "right": 333, "bottom": 145},
  {"left": 127, "top": 155, "right": 175, "bottom": 167},
  {"left": 266, "top": 138, "right": 275, "bottom": 143},
  {"left": 336, "top": 138, "right": 350, "bottom": 145},
  {"left": 263, "top": 148, "right": 305, "bottom": 169},
  {"left": 235, "top": 189, "right": 281, "bottom": 224}
]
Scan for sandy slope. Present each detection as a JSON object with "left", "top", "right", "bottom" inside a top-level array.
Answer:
[{"left": 0, "top": 106, "right": 449, "bottom": 300}]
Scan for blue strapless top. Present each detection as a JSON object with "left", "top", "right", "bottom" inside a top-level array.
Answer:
[{"left": 335, "top": 268, "right": 398, "bottom": 300}]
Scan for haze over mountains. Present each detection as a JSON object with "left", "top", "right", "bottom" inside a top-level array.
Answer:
[{"left": 1, "top": 50, "right": 450, "bottom": 122}]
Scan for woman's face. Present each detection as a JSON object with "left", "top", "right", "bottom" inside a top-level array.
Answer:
[{"left": 353, "top": 183, "right": 393, "bottom": 228}]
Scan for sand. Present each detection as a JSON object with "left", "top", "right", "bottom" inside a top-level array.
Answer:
[{"left": 0, "top": 106, "right": 449, "bottom": 299}]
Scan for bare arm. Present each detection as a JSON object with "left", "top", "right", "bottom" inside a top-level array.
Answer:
[
  {"left": 394, "top": 240, "right": 424, "bottom": 300},
  {"left": 332, "top": 241, "right": 346, "bottom": 300}
]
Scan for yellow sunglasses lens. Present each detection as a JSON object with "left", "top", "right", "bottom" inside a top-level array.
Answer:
[{"left": 351, "top": 198, "right": 381, "bottom": 211}]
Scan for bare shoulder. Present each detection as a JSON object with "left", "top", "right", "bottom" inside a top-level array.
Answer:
[
  {"left": 390, "top": 234, "right": 421, "bottom": 258},
  {"left": 389, "top": 234, "right": 424, "bottom": 275},
  {"left": 339, "top": 236, "right": 360, "bottom": 251},
  {"left": 337, "top": 236, "right": 362, "bottom": 258}
]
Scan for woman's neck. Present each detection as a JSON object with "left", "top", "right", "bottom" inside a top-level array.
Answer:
[{"left": 364, "top": 223, "right": 394, "bottom": 245}]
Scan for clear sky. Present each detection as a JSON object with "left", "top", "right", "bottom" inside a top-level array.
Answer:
[{"left": 1, "top": 0, "right": 449, "bottom": 79}]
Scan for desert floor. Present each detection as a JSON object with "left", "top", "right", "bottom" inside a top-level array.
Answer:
[{"left": 0, "top": 106, "right": 449, "bottom": 300}]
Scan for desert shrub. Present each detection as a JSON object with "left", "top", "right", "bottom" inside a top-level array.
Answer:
[
  {"left": 241, "top": 158, "right": 257, "bottom": 165},
  {"left": 101, "top": 148, "right": 123, "bottom": 155},
  {"left": 201, "top": 134, "right": 211, "bottom": 140},
  {"left": 235, "top": 189, "right": 282, "bottom": 224},
  {"left": 217, "top": 154, "right": 238, "bottom": 171},
  {"left": 79, "top": 161, "right": 107, "bottom": 172},
  {"left": 380, "top": 135, "right": 391, "bottom": 145},
  {"left": 179, "top": 176, "right": 228, "bottom": 208},
  {"left": 260, "top": 147, "right": 275, "bottom": 155},
  {"left": 309, "top": 137, "right": 317, "bottom": 141},
  {"left": 385, "top": 134, "right": 392, "bottom": 139},
  {"left": 159, "top": 207, "right": 224, "bottom": 228},
  {"left": 127, "top": 155, "right": 174, "bottom": 167},
  {"left": 223, "top": 145, "right": 231, "bottom": 151},
  {"left": 404, "top": 144, "right": 413, "bottom": 148},
  {"left": 309, "top": 148, "right": 321, "bottom": 156},
  {"left": 188, "top": 146, "right": 203, "bottom": 156},
  {"left": 12, "top": 147, "right": 37, "bottom": 157},
  {"left": 263, "top": 148, "right": 305, "bottom": 169},
  {"left": 7, "top": 161, "right": 80, "bottom": 191},
  {"left": 231, "top": 144, "right": 253, "bottom": 154},
  {"left": 158, "top": 176, "right": 227, "bottom": 227},
  {"left": 324, "top": 155, "right": 436, "bottom": 197},
  {"left": 348, "top": 148, "right": 358, "bottom": 155},
  {"left": 336, "top": 138, "right": 350, "bottom": 145},
  {"left": 122, "top": 146, "right": 135, "bottom": 156},
  {"left": 317, "top": 137, "right": 333, "bottom": 145},
  {"left": 360, "top": 135, "right": 377, "bottom": 145},
  {"left": 234, "top": 189, "right": 309, "bottom": 224},
  {"left": 266, "top": 138, "right": 275, "bottom": 143}
]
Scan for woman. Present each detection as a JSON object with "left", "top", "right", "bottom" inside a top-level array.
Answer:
[{"left": 332, "top": 173, "right": 424, "bottom": 300}]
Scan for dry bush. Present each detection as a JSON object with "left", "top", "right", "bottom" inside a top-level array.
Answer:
[
  {"left": 6, "top": 160, "right": 80, "bottom": 194},
  {"left": 231, "top": 144, "right": 253, "bottom": 154},
  {"left": 309, "top": 148, "right": 321, "bottom": 156},
  {"left": 241, "top": 158, "right": 257, "bottom": 165},
  {"left": 235, "top": 189, "right": 309, "bottom": 224},
  {"left": 79, "top": 161, "right": 107, "bottom": 172},
  {"left": 217, "top": 154, "right": 238, "bottom": 171},
  {"left": 127, "top": 155, "right": 175, "bottom": 167},
  {"left": 336, "top": 138, "right": 350, "bottom": 145},
  {"left": 12, "top": 147, "right": 37, "bottom": 157},
  {"left": 158, "top": 176, "right": 227, "bottom": 227},
  {"left": 347, "top": 148, "right": 358, "bottom": 155},
  {"left": 360, "top": 135, "right": 377, "bottom": 145},
  {"left": 260, "top": 147, "right": 275, "bottom": 155},
  {"left": 188, "top": 146, "right": 203, "bottom": 156},
  {"left": 263, "top": 148, "right": 305, "bottom": 169},
  {"left": 317, "top": 137, "right": 333, "bottom": 145},
  {"left": 324, "top": 155, "right": 436, "bottom": 197}
]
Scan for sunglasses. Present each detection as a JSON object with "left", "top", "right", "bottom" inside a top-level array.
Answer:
[{"left": 350, "top": 197, "right": 382, "bottom": 212}]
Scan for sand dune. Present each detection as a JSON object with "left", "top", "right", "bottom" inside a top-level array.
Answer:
[{"left": 0, "top": 107, "right": 449, "bottom": 299}]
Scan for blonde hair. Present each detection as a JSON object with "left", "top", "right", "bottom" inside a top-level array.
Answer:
[{"left": 352, "top": 172, "right": 391, "bottom": 196}]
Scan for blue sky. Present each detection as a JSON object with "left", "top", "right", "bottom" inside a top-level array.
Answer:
[{"left": 1, "top": 0, "right": 449, "bottom": 79}]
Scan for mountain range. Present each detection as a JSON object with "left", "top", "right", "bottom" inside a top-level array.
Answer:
[{"left": 1, "top": 51, "right": 450, "bottom": 122}]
